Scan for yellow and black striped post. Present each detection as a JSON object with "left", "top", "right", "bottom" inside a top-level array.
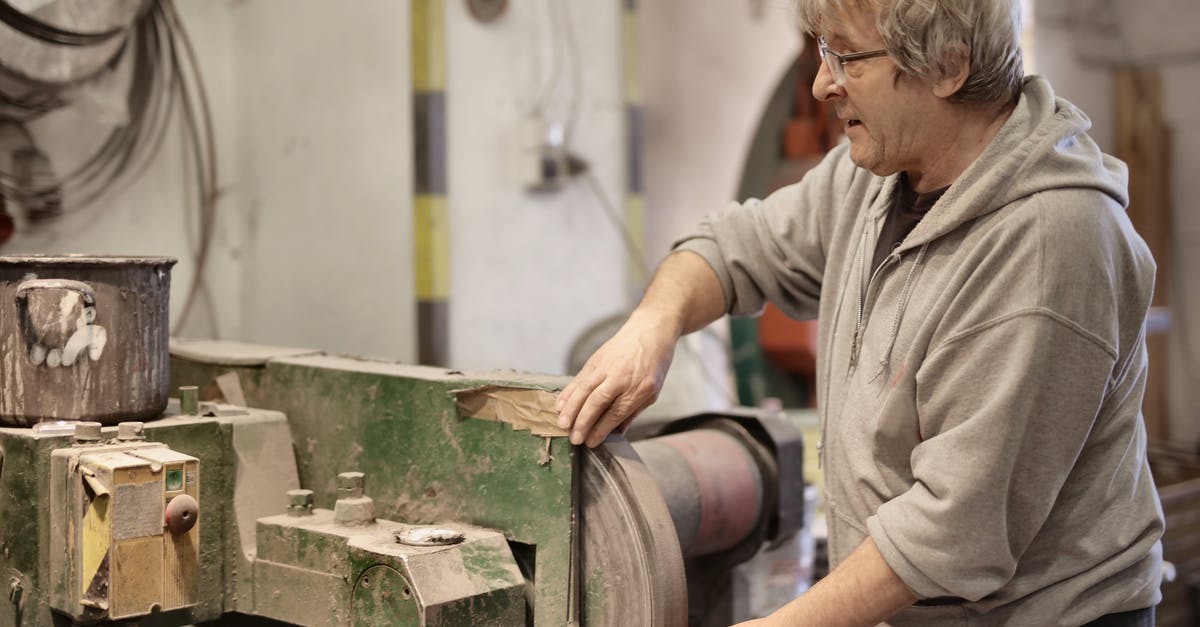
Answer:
[
  {"left": 412, "top": 0, "right": 450, "bottom": 366},
  {"left": 622, "top": 0, "right": 645, "bottom": 297}
]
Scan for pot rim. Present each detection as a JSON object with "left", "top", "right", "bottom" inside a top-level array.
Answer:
[{"left": 0, "top": 254, "right": 177, "bottom": 267}]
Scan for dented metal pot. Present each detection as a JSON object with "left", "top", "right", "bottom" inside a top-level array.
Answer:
[{"left": 0, "top": 255, "right": 176, "bottom": 426}]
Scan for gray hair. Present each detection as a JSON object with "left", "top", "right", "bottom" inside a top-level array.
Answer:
[{"left": 796, "top": 0, "right": 1024, "bottom": 104}]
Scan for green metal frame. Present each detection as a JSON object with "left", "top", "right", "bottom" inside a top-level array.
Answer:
[{"left": 169, "top": 353, "right": 576, "bottom": 627}]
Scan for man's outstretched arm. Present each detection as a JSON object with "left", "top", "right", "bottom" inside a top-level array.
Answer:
[{"left": 555, "top": 250, "right": 726, "bottom": 447}]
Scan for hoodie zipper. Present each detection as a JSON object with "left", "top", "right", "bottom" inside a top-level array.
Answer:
[
  {"left": 823, "top": 218, "right": 889, "bottom": 470},
  {"left": 850, "top": 222, "right": 896, "bottom": 371}
]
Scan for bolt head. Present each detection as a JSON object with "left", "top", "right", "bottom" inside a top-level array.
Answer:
[
  {"left": 117, "top": 422, "right": 145, "bottom": 441},
  {"left": 337, "top": 472, "right": 365, "bottom": 498},
  {"left": 287, "top": 489, "right": 314, "bottom": 507},
  {"left": 73, "top": 421, "right": 102, "bottom": 442}
]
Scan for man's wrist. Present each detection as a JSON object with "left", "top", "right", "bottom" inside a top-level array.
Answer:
[{"left": 626, "top": 305, "right": 685, "bottom": 339}]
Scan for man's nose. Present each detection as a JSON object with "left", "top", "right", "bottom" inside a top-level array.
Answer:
[{"left": 812, "top": 58, "right": 843, "bottom": 102}]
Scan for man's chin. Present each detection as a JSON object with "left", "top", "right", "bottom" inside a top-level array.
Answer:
[
  {"left": 849, "top": 153, "right": 878, "bottom": 175},
  {"left": 848, "top": 151, "right": 891, "bottom": 176}
]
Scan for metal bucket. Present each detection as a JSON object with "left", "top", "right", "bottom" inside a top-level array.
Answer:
[{"left": 0, "top": 255, "right": 176, "bottom": 426}]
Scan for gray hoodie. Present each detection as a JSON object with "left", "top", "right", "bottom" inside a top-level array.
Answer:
[{"left": 675, "top": 76, "right": 1163, "bottom": 625}]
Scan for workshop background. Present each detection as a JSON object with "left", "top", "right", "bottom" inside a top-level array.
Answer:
[{"left": 0, "top": 0, "right": 1198, "bottom": 624}]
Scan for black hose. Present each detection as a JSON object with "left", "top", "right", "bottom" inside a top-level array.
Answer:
[{"left": 0, "top": 0, "right": 128, "bottom": 47}]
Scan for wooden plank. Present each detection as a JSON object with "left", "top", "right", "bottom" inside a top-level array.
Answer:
[{"left": 1114, "top": 68, "right": 1172, "bottom": 442}]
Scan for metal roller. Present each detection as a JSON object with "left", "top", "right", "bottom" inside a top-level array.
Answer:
[
  {"left": 580, "top": 438, "right": 689, "bottom": 626},
  {"left": 632, "top": 428, "right": 765, "bottom": 558}
]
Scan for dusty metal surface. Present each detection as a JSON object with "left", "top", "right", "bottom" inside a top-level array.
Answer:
[
  {"left": 0, "top": 338, "right": 698, "bottom": 626},
  {"left": 351, "top": 564, "right": 422, "bottom": 625},
  {"left": 46, "top": 437, "right": 202, "bottom": 621},
  {"left": 0, "top": 256, "right": 175, "bottom": 425},
  {"left": 169, "top": 348, "right": 578, "bottom": 627},
  {"left": 0, "top": 413, "right": 240, "bottom": 627},
  {"left": 170, "top": 338, "right": 321, "bottom": 367},
  {"left": 580, "top": 438, "right": 688, "bottom": 626},
  {"left": 254, "top": 511, "right": 524, "bottom": 626}
]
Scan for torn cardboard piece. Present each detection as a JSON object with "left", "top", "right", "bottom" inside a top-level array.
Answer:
[
  {"left": 215, "top": 371, "right": 249, "bottom": 407},
  {"left": 454, "top": 385, "right": 568, "bottom": 437}
]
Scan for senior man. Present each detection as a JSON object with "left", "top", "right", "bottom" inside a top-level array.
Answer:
[{"left": 555, "top": 0, "right": 1163, "bottom": 625}]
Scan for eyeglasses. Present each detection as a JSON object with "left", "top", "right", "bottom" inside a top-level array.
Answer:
[{"left": 817, "top": 35, "right": 888, "bottom": 86}]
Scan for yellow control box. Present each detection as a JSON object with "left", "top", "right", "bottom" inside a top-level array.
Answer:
[{"left": 50, "top": 441, "right": 200, "bottom": 621}]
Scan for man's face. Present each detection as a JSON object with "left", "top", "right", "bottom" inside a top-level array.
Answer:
[{"left": 811, "top": 10, "right": 942, "bottom": 177}]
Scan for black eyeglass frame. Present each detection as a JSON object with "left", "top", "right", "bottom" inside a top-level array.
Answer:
[{"left": 817, "top": 35, "right": 889, "bottom": 85}]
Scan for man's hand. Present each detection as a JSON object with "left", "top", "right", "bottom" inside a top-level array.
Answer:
[
  {"left": 555, "top": 312, "right": 678, "bottom": 447},
  {"left": 556, "top": 250, "right": 728, "bottom": 447}
]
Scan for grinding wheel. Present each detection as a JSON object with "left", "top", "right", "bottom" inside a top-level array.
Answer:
[{"left": 580, "top": 437, "right": 688, "bottom": 626}]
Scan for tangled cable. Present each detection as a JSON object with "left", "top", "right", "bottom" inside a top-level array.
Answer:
[{"left": 0, "top": 0, "right": 218, "bottom": 335}]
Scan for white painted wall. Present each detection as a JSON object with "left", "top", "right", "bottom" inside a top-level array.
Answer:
[
  {"left": 227, "top": 0, "right": 415, "bottom": 363},
  {"left": 443, "top": 0, "right": 628, "bottom": 374},
  {"left": 1035, "top": 1, "right": 1200, "bottom": 449},
  {"left": 639, "top": 0, "right": 801, "bottom": 263}
]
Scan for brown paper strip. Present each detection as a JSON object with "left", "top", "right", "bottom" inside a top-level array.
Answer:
[{"left": 454, "top": 385, "right": 568, "bottom": 437}]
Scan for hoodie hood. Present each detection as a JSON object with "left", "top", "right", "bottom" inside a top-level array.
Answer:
[{"left": 896, "top": 75, "right": 1130, "bottom": 254}]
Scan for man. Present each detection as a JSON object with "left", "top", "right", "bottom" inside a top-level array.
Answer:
[{"left": 555, "top": 0, "right": 1164, "bottom": 625}]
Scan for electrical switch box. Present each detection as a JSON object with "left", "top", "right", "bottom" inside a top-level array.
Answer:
[{"left": 48, "top": 440, "right": 200, "bottom": 621}]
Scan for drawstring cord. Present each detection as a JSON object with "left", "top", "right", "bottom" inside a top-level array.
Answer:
[{"left": 870, "top": 242, "right": 929, "bottom": 382}]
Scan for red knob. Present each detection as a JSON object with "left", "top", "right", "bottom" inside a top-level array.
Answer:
[{"left": 165, "top": 494, "right": 199, "bottom": 534}]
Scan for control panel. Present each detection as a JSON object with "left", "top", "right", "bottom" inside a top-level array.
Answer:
[{"left": 47, "top": 424, "right": 200, "bottom": 621}]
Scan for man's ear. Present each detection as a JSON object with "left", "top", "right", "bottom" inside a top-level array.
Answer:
[{"left": 932, "top": 43, "right": 970, "bottom": 98}]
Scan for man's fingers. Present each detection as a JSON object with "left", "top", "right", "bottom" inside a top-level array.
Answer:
[
  {"left": 555, "top": 379, "right": 579, "bottom": 427},
  {"left": 556, "top": 368, "right": 600, "bottom": 429},
  {"left": 584, "top": 406, "right": 628, "bottom": 448},
  {"left": 569, "top": 380, "right": 623, "bottom": 445},
  {"left": 589, "top": 394, "right": 653, "bottom": 447},
  {"left": 624, "top": 394, "right": 656, "bottom": 431},
  {"left": 554, "top": 382, "right": 570, "bottom": 413},
  {"left": 555, "top": 369, "right": 586, "bottom": 413}
]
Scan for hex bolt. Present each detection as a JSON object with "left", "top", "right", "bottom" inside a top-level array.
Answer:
[
  {"left": 287, "top": 489, "right": 315, "bottom": 517},
  {"left": 73, "top": 421, "right": 102, "bottom": 443},
  {"left": 337, "top": 472, "right": 365, "bottom": 499},
  {"left": 334, "top": 472, "right": 374, "bottom": 527},
  {"left": 117, "top": 422, "right": 145, "bottom": 441},
  {"left": 179, "top": 386, "right": 200, "bottom": 416}
]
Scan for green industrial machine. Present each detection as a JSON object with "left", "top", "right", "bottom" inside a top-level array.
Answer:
[{"left": 0, "top": 340, "right": 803, "bottom": 626}]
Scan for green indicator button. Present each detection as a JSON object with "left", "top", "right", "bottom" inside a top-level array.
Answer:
[{"left": 166, "top": 468, "right": 184, "bottom": 491}]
